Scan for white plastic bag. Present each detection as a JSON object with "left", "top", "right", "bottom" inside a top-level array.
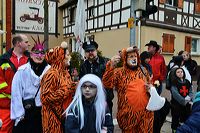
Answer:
[{"left": 146, "top": 86, "right": 165, "bottom": 111}]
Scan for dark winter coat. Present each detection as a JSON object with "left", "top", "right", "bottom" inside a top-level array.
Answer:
[
  {"left": 176, "top": 101, "right": 200, "bottom": 133},
  {"left": 79, "top": 56, "right": 108, "bottom": 79},
  {"left": 65, "top": 99, "right": 114, "bottom": 133}
]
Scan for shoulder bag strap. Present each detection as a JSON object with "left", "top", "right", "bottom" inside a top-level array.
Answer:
[{"left": 34, "top": 85, "right": 40, "bottom": 99}]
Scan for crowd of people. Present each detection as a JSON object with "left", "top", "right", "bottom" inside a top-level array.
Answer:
[{"left": 0, "top": 34, "right": 199, "bottom": 133}]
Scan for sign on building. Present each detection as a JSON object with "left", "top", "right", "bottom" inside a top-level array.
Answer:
[{"left": 14, "top": 0, "right": 57, "bottom": 34}]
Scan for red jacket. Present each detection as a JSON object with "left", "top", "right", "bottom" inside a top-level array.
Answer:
[
  {"left": 149, "top": 53, "right": 167, "bottom": 83},
  {"left": 0, "top": 49, "right": 29, "bottom": 108}
]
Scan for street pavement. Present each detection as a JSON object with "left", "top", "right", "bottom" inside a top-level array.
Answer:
[{"left": 112, "top": 81, "right": 198, "bottom": 133}]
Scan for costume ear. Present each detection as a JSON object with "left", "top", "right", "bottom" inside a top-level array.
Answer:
[{"left": 61, "top": 41, "right": 68, "bottom": 49}]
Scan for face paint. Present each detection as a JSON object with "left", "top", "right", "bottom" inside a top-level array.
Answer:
[
  {"left": 127, "top": 52, "right": 138, "bottom": 67},
  {"left": 129, "top": 59, "right": 137, "bottom": 66}
]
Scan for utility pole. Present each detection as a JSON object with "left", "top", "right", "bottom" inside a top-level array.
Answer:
[
  {"left": 44, "top": 0, "right": 49, "bottom": 50},
  {"left": 130, "top": 0, "right": 136, "bottom": 46}
]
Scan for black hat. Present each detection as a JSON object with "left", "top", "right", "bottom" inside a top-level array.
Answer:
[
  {"left": 145, "top": 40, "right": 159, "bottom": 51},
  {"left": 82, "top": 41, "right": 98, "bottom": 51}
]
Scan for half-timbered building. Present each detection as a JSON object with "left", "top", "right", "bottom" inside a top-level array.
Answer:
[{"left": 59, "top": 0, "right": 200, "bottom": 63}]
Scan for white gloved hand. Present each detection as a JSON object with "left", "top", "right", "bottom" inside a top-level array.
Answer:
[
  {"left": 0, "top": 119, "right": 2, "bottom": 128},
  {"left": 185, "top": 95, "right": 191, "bottom": 102}
]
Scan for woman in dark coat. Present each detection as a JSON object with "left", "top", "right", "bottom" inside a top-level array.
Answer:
[{"left": 176, "top": 92, "right": 200, "bottom": 133}]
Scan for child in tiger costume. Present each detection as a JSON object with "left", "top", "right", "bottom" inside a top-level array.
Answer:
[
  {"left": 102, "top": 47, "right": 154, "bottom": 133},
  {"left": 40, "top": 42, "right": 75, "bottom": 133}
]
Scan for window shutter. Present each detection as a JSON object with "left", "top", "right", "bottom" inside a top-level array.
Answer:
[
  {"left": 162, "top": 33, "right": 169, "bottom": 53},
  {"left": 162, "top": 33, "right": 175, "bottom": 53},
  {"left": 185, "top": 36, "right": 192, "bottom": 53},
  {"left": 159, "top": 0, "right": 166, "bottom": 4},
  {"left": 195, "top": 0, "right": 200, "bottom": 14},
  {"left": 178, "top": 0, "right": 183, "bottom": 8},
  {"left": 169, "top": 35, "right": 175, "bottom": 53}
]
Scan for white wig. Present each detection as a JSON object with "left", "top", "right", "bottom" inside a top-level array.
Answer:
[{"left": 65, "top": 74, "right": 106, "bottom": 133}]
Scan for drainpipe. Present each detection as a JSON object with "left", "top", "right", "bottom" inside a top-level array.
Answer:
[{"left": 130, "top": 0, "right": 136, "bottom": 46}]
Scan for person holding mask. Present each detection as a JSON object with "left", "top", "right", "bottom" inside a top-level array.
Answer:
[
  {"left": 40, "top": 42, "right": 75, "bottom": 133},
  {"left": 11, "top": 37, "right": 50, "bottom": 133},
  {"left": 0, "top": 34, "right": 30, "bottom": 133}
]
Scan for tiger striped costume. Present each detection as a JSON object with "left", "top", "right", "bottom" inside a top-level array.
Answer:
[
  {"left": 102, "top": 48, "right": 154, "bottom": 133},
  {"left": 40, "top": 45, "right": 75, "bottom": 133}
]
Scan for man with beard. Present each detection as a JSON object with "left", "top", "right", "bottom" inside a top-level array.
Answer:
[
  {"left": 0, "top": 34, "right": 30, "bottom": 133},
  {"left": 79, "top": 41, "right": 114, "bottom": 115},
  {"left": 102, "top": 47, "right": 154, "bottom": 132},
  {"left": 11, "top": 36, "right": 50, "bottom": 133},
  {"left": 145, "top": 40, "right": 169, "bottom": 133}
]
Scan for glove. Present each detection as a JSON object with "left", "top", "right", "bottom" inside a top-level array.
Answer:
[{"left": 185, "top": 95, "right": 191, "bottom": 102}]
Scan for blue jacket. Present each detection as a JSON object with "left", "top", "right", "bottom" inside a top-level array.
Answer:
[{"left": 176, "top": 101, "right": 200, "bottom": 133}]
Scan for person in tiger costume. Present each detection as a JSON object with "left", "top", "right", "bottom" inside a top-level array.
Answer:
[
  {"left": 102, "top": 46, "right": 154, "bottom": 133},
  {"left": 40, "top": 42, "right": 75, "bottom": 133}
]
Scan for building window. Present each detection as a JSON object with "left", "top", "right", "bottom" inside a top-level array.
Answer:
[
  {"left": 191, "top": 38, "right": 200, "bottom": 55},
  {"left": 164, "top": 0, "right": 183, "bottom": 8},
  {"left": 69, "top": 7, "right": 76, "bottom": 23},
  {"left": 162, "top": 33, "right": 175, "bottom": 53},
  {"left": 88, "top": 6, "right": 95, "bottom": 18}
]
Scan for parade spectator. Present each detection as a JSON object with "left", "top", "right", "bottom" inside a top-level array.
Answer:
[
  {"left": 40, "top": 42, "right": 75, "bottom": 133},
  {"left": 11, "top": 37, "right": 50, "bottom": 133},
  {"left": 170, "top": 67, "right": 193, "bottom": 133},
  {"left": 176, "top": 91, "right": 200, "bottom": 133},
  {"left": 65, "top": 74, "right": 114, "bottom": 133},
  {"left": 140, "top": 51, "right": 153, "bottom": 80},
  {"left": 0, "top": 34, "right": 30, "bottom": 133},
  {"left": 103, "top": 47, "right": 154, "bottom": 132},
  {"left": 145, "top": 40, "right": 167, "bottom": 95},
  {"left": 145, "top": 40, "right": 167, "bottom": 133},
  {"left": 182, "top": 51, "right": 198, "bottom": 79},
  {"left": 167, "top": 55, "right": 191, "bottom": 89},
  {"left": 79, "top": 41, "right": 114, "bottom": 115}
]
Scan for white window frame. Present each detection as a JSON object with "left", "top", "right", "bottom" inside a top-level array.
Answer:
[{"left": 191, "top": 37, "right": 200, "bottom": 55}]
